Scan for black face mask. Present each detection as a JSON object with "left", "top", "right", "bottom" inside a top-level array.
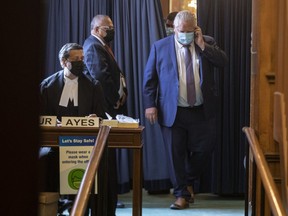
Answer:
[
  {"left": 104, "top": 29, "right": 115, "bottom": 43},
  {"left": 69, "top": 61, "right": 84, "bottom": 77}
]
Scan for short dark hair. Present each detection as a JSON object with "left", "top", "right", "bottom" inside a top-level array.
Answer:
[
  {"left": 58, "top": 43, "right": 83, "bottom": 62},
  {"left": 58, "top": 43, "right": 83, "bottom": 68},
  {"left": 166, "top": 11, "right": 178, "bottom": 22}
]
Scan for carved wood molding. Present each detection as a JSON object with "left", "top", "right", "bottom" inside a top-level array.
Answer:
[
  {"left": 264, "top": 153, "right": 280, "bottom": 162},
  {"left": 264, "top": 153, "right": 281, "bottom": 182}
]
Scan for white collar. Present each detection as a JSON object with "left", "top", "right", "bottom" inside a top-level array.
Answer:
[
  {"left": 59, "top": 76, "right": 78, "bottom": 107},
  {"left": 92, "top": 33, "right": 106, "bottom": 46}
]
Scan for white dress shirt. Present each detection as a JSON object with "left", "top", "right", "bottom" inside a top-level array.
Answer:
[{"left": 174, "top": 38, "right": 203, "bottom": 107}]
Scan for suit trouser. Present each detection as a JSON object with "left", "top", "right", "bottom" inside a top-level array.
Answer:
[
  {"left": 107, "top": 148, "right": 118, "bottom": 216},
  {"left": 161, "top": 106, "right": 216, "bottom": 200}
]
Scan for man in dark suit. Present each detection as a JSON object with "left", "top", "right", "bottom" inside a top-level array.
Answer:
[
  {"left": 83, "top": 15, "right": 128, "bottom": 215},
  {"left": 83, "top": 15, "right": 127, "bottom": 118},
  {"left": 143, "top": 10, "right": 228, "bottom": 210},
  {"left": 39, "top": 43, "right": 107, "bottom": 215}
]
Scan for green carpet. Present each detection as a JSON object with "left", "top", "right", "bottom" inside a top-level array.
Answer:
[{"left": 116, "top": 190, "right": 245, "bottom": 216}]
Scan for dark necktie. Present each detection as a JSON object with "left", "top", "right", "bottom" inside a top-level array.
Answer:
[
  {"left": 104, "top": 44, "right": 115, "bottom": 59},
  {"left": 184, "top": 45, "right": 196, "bottom": 106},
  {"left": 104, "top": 44, "right": 126, "bottom": 90}
]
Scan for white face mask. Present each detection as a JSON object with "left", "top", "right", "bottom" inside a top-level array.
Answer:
[{"left": 177, "top": 32, "right": 194, "bottom": 45}]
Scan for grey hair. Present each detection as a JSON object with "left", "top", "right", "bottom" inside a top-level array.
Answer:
[
  {"left": 58, "top": 43, "right": 83, "bottom": 66},
  {"left": 173, "top": 10, "right": 197, "bottom": 28},
  {"left": 90, "top": 15, "right": 110, "bottom": 30}
]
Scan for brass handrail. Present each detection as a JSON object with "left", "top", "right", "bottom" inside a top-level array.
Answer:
[
  {"left": 243, "top": 127, "right": 286, "bottom": 216},
  {"left": 70, "top": 125, "right": 111, "bottom": 216}
]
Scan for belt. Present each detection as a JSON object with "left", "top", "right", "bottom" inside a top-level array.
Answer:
[{"left": 178, "top": 104, "right": 203, "bottom": 110}]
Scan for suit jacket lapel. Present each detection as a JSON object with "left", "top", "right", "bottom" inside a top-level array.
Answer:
[
  {"left": 103, "top": 44, "right": 123, "bottom": 74},
  {"left": 56, "top": 71, "right": 65, "bottom": 108},
  {"left": 194, "top": 45, "right": 203, "bottom": 85},
  {"left": 78, "top": 76, "right": 86, "bottom": 116},
  {"left": 169, "top": 36, "right": 179, "bottom": 79}
]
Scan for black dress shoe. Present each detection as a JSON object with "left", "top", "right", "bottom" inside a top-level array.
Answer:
[
  {"left": 116, "top": 201, "right": 125, "bottom": 208},
  {"left": 170, "top": 197, "right": 189, "bottom": 210}
]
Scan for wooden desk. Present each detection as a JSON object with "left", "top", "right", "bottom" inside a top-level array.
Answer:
[{"left": 40, "top": 126, "right": 144, "bottom": 216}]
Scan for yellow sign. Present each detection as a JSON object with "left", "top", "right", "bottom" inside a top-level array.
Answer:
[
  {"left": 61, "top": 117, "right": 99, "bottom": 127},
  {"left": 39, "top": 116, "right": 57, "bottom": 127}
]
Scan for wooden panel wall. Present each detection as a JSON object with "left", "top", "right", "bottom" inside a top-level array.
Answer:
[
  {"left": 160, "top": 0, "right": 169, "bottom": 18},
  {"left": 250, "top": 0, "right": 288, "bottom": 215},
  {"left": 251, "top": 0, "right": 278, "bottom": 152},
  {"left": 276, "top": 1, "right": 288, "bottom": 124}
]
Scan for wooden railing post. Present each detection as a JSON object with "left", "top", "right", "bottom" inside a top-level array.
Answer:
[
  {"left": 243, "top": 127, "right": 286, "bottom": 216},
  {"left": 273, "top": 92, "right": 288, "bottom": 214},
  {"left": 70, "top": 125, "right": 111, "bottom": 216}
]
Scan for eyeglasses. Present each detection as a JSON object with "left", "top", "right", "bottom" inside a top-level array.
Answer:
[
  {"left": 98, "top": 25, "right": 114, "bottom": 31},
  {"left": 67, "top": 56, "right": 84, "bottom": 62}
]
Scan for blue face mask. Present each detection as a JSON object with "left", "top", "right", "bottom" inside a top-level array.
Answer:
[
  {"left": 165, "top": 27, "right": 174, "bottom": 36},
  {"left": 177, "top": 32, "right": 194, "bottom": 45}
]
